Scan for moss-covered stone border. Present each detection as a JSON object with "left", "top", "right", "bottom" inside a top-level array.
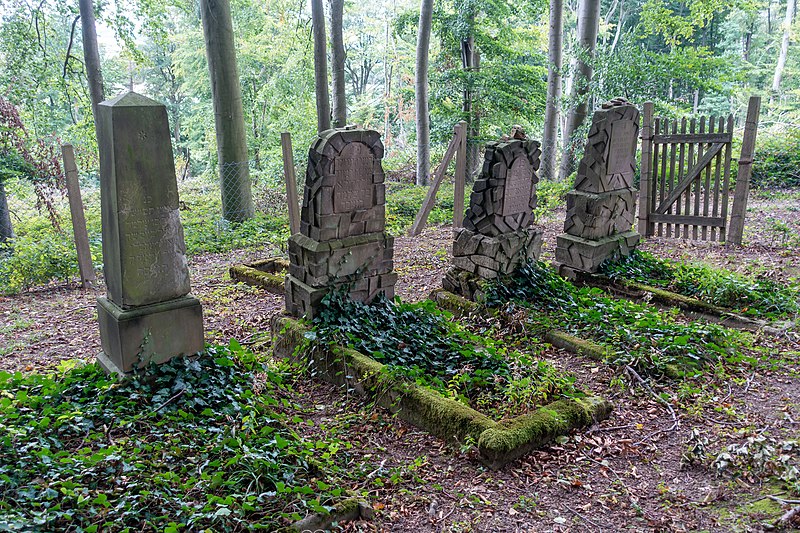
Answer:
[
  {"left": 564, "top": 268, "right": 793, "bottom": 335},
  {"left": 271, "top": 315, "right": 612, "bottom": 470},
  {"left": 229, "top": 257, "right": 288, "bottom": 295},
  {"left": 284, "top": 497, "right": 373, "bottom": 532}
]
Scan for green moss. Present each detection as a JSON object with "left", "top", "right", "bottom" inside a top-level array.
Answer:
[
  {"left": 229, "top": 263, "right": 285, "bottom": 294},
  {"left": 272, "top": 317, "right": 611, "bottom": 470},
  {"left": 478, "top": 396, "right": 612, "bottom": 465},
  {"left": 429, "top": 288, "right": 481, "bottom": 317},
  {"left": 544, "top": 330, "right": 609, "bottom": 360}
]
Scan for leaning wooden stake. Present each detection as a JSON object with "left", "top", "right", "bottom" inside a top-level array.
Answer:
[
  {"left": 61, "top": 144, "right": 95, "bottom": 289},
  {"left": 728, "top": 96, "right": 761, "bottom": 246},
  {"left": 453, "top": 121, "right": 467, "bottom": 229},
  {"left": 409, "top": 122, "right": 465, "bottom": 236},
  {"left": 637, "top": 101, "right": 654, "bottom": 237},
  {"left": 281, "top": 132, "right": 301, "bottom": 235}
]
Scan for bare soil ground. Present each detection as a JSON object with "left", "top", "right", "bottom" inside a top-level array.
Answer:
[{"left": 1, "top": 190, "right": 799, "bottom": 532}]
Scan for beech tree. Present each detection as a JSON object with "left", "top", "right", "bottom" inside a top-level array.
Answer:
[
  {"left": 415, "top": 0, "right": 433, "bottom": 186},
  {"left": 330, "top": 0, "right": 347, "bottom": 128},
  {"left": 541, "top": 0, "right": 563, "bottom": 181},
  {"left": 772, "top": 0, "right": 796, "bottom": 98},
  {"left": 199, "top": 0, "right": 254, "bottom": 222},
  {"left": 312, "top": 0, "right": 332, "bottom": 132},
  {"left": 559, "top": 0, "right": 600, "bottom": 181}
]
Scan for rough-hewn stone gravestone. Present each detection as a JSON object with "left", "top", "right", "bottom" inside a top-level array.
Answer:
[
  {"left": 444, "top": 139, "right": 543, "bottom": 298},
  {"left": 96, "top": 92, "right": 204, "bottom": 374},
  {"left": 286, "top": 128, "right": 396, "bottom": 318},
  {"left": 556, "top": 98, "right": 640, "bottom": 273}
]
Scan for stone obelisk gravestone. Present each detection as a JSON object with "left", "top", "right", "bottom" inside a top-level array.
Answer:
[
  {"left": 443, "top": 139, "right": 543, "bottom": 299},
  {"left": 96, "top": 92, "right": 203, "bottom": 374},
  {"left": 556, "top": 98, "right": 641, "bottom": 273},
  {"left": 285, "top": 128, "right": 396, "bottom": 318}
]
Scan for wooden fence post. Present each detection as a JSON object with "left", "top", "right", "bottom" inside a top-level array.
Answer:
[
  {"left": 408, "top": 122, "right": 464, "bottom": 236},
  {"left": 728, "top": 96, "right": 761, "bottom": 246},
  {"left": 281, "top": 132, "right": 301, "bottom": 235},
  {"left": 637, "top": 101, "right": 654, "bottom": 237},
  {"left": 61, "top": 144, "right": 96, "bottom": 289},
  {"left": 452, "top": 121, "right": 467, "bottom": 229}
]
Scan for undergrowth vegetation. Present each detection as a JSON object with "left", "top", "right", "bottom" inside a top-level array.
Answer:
[
  {"left": 487, "top": 261, "right": 745, "bottom": 378},
  {"left": 311, "top": 291, "right": 577, "bottom": 418},
  {"left": 0, "top": 343, "right": 356, "bottom": 531},
  {"left": 601, "top": 250, "right": 800, "bottom": 319}
]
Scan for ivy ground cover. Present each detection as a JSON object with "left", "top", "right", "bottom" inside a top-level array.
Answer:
[{"left": 0, "top": 344, "right": 358, "bottom": 531}]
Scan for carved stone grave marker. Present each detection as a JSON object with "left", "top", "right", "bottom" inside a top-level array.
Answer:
[
  {"left": 287, "top": 128, "right": 396, "bottom": 318},
  {"left": 444, "top": 139, "right": 543, "bottom": 299},
  {"left": 556, "top": 98, "right": 641, "bottom": 273},
  {"left": 96, "top": 92, "right": 203, "bottom": 374}
]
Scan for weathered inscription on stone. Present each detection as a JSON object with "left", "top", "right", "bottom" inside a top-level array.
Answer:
[
  {"left": 606, "top": 119, "right": 637, "bottom": 175},
  {"left": 501, "top": 157, "right": 533, "bottom": 216},
  {"left": 333, "top": 143, "right": 374, "bottom": 213}
]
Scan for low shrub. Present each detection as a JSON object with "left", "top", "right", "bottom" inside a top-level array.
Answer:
[{"left": 751, "top": 128, "right": 800, "bottom": 189}]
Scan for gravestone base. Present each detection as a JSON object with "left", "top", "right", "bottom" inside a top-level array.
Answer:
[
  {"left": 451, "top": 227, "right": 542, "bottom": 279},
  {"left": 286, "top": 231, "right": 396, "bottom": 319},
  {"left": 555, "top": 231, "right": 640, "bottom": 273},
  {"left": 564, "top": 188, "right": 638, "bottom": 239},
  {"left": 96, "top": 295, "right": 204, "bottom": 374},
  {"left": 442, "top": 268, "right": 489, "bottom": 302}
]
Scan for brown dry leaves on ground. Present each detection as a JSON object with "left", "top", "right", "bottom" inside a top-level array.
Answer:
[{"left": 1, "top": 191, "right": 800, "bottom": 531}]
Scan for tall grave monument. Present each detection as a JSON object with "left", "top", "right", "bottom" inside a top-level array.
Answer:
[
  {"left": 96, "top": 92, "right": 204, "bottom": 374},
  {"left": 285, "top": 128, "right": 396, "bottom": 318},
  {"left": 556, "top": 98, "right": 641, "bottom": 273},
  {"left": 444, "top": 139, "right": 543, "bottom": 299}
]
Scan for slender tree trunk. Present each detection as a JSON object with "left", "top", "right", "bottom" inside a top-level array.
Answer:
[
  {"left": 78, "top": 0, "right": 104, "bottom": 117},
  {"left": 461, "top": 33, "right": 480, "bottom": 180},
  {"left": 415, "top": 0, "right": 433, "bottom": 186},
  {"left": 541, "top": 0, "right": 563, "bottom": 181},
  {"left": 558, "top": 0, "right": 600, "bottom": 181},
  {"left": 330, "top": 0, "right": 347, "bottom": 128},
  {"left": 200, "top": 0, "right": 254, "bottom": 222},
  {"left": 0, "top": 180, "right": 13, "bottom": 247},
  {"left": 311, "top": 0, "right": 331, "bottom": 132},
  {"left": 772, "top": 0, "right": 796, "bottom": 96}
]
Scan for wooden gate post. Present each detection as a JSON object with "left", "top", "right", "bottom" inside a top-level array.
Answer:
[
  {"left": 280, "top": 132, "right": 301, "bottom": 235},
  {"left": 61, "top": 144, "right": 96, "bottom": 289},
  {"left": 637, "top": 101, "right": 654, "bottom": 237},
  {"left": 408, "top": 122, "right": 465, "bottom": 236},
  {"left": 453, "top": 121, "right": 467, "bottom": 229},
  {"left": 728, "top": 96, "right": 761, "bottom": 246}
]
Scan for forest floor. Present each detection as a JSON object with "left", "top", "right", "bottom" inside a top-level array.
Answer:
[{"left": 1, "top": 189, "right": 799, "bottom": 531}]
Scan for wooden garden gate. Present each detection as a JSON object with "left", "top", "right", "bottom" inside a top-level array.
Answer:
[{"left": 637, "top": 97, "right": 760, "bottom": 245}]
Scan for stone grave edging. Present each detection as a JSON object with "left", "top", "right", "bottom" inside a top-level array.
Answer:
[{"left": 271, "top": 315, "right": 612, "bottom": 470}]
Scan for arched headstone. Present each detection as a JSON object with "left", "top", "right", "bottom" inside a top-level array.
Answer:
[
  {"left": 287, "top": 128, "right": 396, "bottom": 318},
  {"left": 445, "top": 139, "right": 543, "bottom": 298}
]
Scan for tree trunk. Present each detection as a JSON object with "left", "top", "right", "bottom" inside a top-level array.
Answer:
[
  {"left": 78, "top": 0, "right": 104, "bottom": 118},
  {"left": 312, "top": 0, "right": 331, "bottom": 132},
  {"left": 541, "top": 0, "right": 563, "bottom": 181},
  {"left": 200, "top": 0, "right": 254, "bottom": 222},
  {"left": 558, "top": 0, "right": 600, "bottom": 181},
  {"left": 772, "top": 0, "right": 796, "bottom": 96},
  {"left": 0, "top": 180, "right": 13, "bottom": 247},
  {"left": 330, "top": 0, "right": 347, "bottom": 128},
  {"left": 415, "top": 0, "right": 433, "bottom": 186}
]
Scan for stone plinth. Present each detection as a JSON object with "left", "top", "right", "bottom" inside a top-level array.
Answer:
[
  {"left": 557, "top": 98, "right": 641, "bottom": 273},
  {"left": 286, "top": 128, "right": 396, "bottom": 319},
  {"left": 447, "top": 139, "right": 543, "bottom": 299},
  {"left": 96, "top": 92, "right": 203, "bottom": 373}
]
